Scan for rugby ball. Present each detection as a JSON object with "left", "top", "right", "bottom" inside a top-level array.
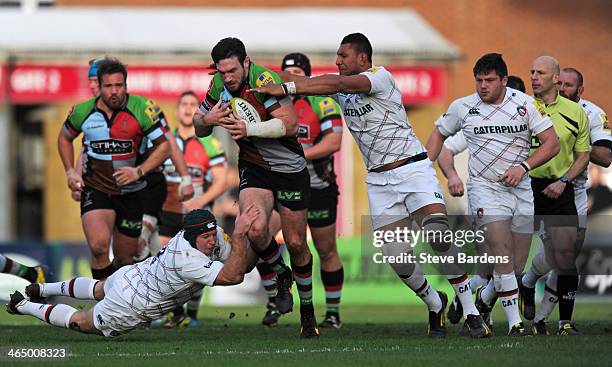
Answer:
[{"left": 230, "top": 98, "right": 261, "bottom": 124}]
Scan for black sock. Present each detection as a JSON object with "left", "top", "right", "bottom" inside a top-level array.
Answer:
[
  {"left": 91, "top": 263, "right": 117, "bottom": 280},
  {"left": 557, "top": 274, "right": 578, "bottom": 321},
  {"left": 24, "top": 267, "right": 39, "bottom": 283}
]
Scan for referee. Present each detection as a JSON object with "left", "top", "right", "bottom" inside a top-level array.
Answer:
[{"left": 520, "top": 56, "right": 590, "bottom": 336}]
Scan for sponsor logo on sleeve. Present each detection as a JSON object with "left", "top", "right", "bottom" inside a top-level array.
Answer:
[
  {"left": 533, "top": 101, "right": 547, "bottom": 118},
  {"left": 601, "top": 113, "right": 610, "bottom": 131},
  {"left": 256, "top": 71, "right": 275, "bottom": 87},
  {"left": 319, "top": 99, "right": 337, "bottom": 117}
]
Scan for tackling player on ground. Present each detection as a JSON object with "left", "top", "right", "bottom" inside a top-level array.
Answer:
[{"left": 6, "top": 206, "right": 259, "bottom": 337}]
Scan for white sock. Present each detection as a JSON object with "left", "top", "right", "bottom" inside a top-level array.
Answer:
[
  {"left": 41, "top": 278, "right": 98, "bottom": 299},
  {"left": 494, "top": 271, "right": 522, "bottom": 330},
  {"left": 448, "top": 274, "right": 479, "bottom": 316},
  {"left": 469, "top": 275, "right": 487, "bottom": 294},
  {"left": 17, "top": 301, "right": 77, "bottom": 328},
  {"left": 535, "top": 271, "right": 558, "bottom": 322},
  {"left": 399, "top": 265, "right": 442, "bottom": 312},
  {"left": 481, "top": 278, "right": 497, "bottom": 305},
  {"left": 522, "top": 240, "right": 551, "bottom": 288}
]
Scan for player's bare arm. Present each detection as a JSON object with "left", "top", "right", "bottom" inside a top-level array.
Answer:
[
  {"left": 57, "top": 128, "right": 84, "bottom": 192},
  {"left": 113, "top": 139, "right": 170, "bottom": 186},
  {"left": 500, "top": 126, "right": 560, "bottom": 187},
  {"left": 304, "top": 132, "right": 342, "bottom": 160},
  {"left": 590, "top": 144, "right": 612, "bottom": 167},
  {"left": 425, "top": 127, "right": 447, "bottom": 162},
  {"left": 214, "top": 204, "right": 259, "bottom": 286},
  {"left": 183, "top": 164, "right": 227, "bottom": 212},
  {"left": 438, "top": 147, "right": 464, "bottom": 197},
  {"left": 542, "top": 151, "right": 589, "bottom": 199},
  {"left": 165, "top": 132, "right": 195, "bottom": 200},
  {"left": 193, "top": 99, "right": 232, "bottom": 137},
  {"left": 249, "top": 73, "right": 372, "bottom": 97}
]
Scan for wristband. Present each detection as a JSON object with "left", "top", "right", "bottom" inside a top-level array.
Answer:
[
  {"left": 519, "top": 162, "right": 530, "bottom": 173},
  {"left": 137, "top": 166, "right": 145, "bottom": 178},
  {"left": 283, "top": 82, "right": 297, "bottom": 95},
  {"left": 281, "top": 83, "right": 289, "bottom": 96}
]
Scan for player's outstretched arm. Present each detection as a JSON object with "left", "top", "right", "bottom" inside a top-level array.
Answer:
[
  {"left": 214, "top": 204, "right": 259, "bottom": 286},
  {"left": 249, "top": 74, "right": 372, "bottom": 97}
]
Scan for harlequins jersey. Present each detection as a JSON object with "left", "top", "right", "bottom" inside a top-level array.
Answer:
[{"left": 63, "top": 94, "right": 166, "bottom": 195}]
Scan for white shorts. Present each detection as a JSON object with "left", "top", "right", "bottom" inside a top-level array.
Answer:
[
  {"left": 366, "top": 159, "right": 445, "bottom": 229},
  {"left": 467, "top": 180, "right": 534, "bottom": 234},
  {"left": 93, "top": 266, "right": 146, "bottom": 337},
  {"left": 574, "top": 186, "right": 588, "bottom": 228}
]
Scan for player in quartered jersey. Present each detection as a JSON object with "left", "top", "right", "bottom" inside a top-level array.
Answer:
[
  {"left": 7, "top": 207, "right": 260, "bottom": 338},
  {"left": 192, "top": 37, "right": 319, "bottom": 338},
  {"left": 525, "top": 67, "right": 612, "bottom": 335},
  {"left": 252, "top": 33, "right": 490, "bottom": 338},
  {"left": 427, "top": 54, "right": 559, "bottom": 336},
  {"left": 73, "top": 59, "right": 195, "bottom": 266},
  {"left": 437, "top": 75, "right": 528, "bottom": 329},
  {"left": 256, "top": 53, "right": 345, "bottom": 329},
  {"left": 58, "top": 57, "right": 170, "bottom": 280}
]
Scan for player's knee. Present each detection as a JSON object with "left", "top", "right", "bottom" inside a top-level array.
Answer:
[
  {"left": 89, "top": 241, "right": 110, "bottom": 260},
  {"left": 316, "top": 245, "right": 338, "bottom": 264},
  {"left": 247, "top": 219, "right": 269, "bottom": 245},
  {"left": 422, "top": 214, "right": 451, "bottom": 253},
  {"left": 68, "top": 312, "right": 91, "bottom": 332}
]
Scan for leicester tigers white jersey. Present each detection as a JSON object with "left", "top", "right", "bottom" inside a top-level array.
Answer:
[
  {"left": 116, "top": 226, "right": 231, "bottom": 320},
  {"left": 436, "top": 88, "right": 553, "bottom": 184},
  {"left": 573, "top": 98, "right": 611, "bottom": 191},
  {"left": 335, "top": 66, "right": 426, "bottom": 171}
]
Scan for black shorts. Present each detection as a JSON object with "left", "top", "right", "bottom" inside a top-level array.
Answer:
[
  {"left": 307, "top": 184, "right": 339, "bottom": 228},
  {"left": 238, "top": 161, "right": 310, "bottom": 211},
  {"left": 159, "top": 211, "right": 183, "bottom": 238},
  {"left": 531, "top": 177, "right": 578, "bottom": 227},
  {"left": 142, "top": 172, "right": 167, "bottom": 220},
  {"left": 80, "top": 185, "right": 144, "bottom": 238}
]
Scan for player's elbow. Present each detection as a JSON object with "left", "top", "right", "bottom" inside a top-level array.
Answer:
[{"left": 285, "top": 117, "right": 298, "bottom": 136}]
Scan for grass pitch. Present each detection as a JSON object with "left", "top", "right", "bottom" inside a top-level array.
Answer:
[{"left": 1, "top": 303, "right": 611, "bottom": 367}]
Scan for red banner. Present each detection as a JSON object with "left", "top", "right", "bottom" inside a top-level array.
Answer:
[{"left": 1, "top": 64, "right": 445, "bottom": 105}]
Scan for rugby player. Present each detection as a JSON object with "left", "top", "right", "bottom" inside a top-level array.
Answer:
[
  {"left": 57, "top": 58, "right": 169, "bottom": 279},
  {"left": 523, "top": 67, "right": 611, "bottom": 335},
  {"left": 427, "top": 53, "right": 559, "bottom": 336},
  {"left": 192, "top": 38, "right": 319, "bottom": 338},
  {"left": 517, "top": 56, "right": 590, "bottom": 336},
  {"left": 6, "top": 207, "right": 259, "bottom": 337},
  {"left": 252, "top": 33, "right": 489, "bottom": 338},
  {"left": 257, "top": 53, "right": 345, "bottom": 328},
  {"left": 438, "top": 75, "right": 529, "bottom": 329}
]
